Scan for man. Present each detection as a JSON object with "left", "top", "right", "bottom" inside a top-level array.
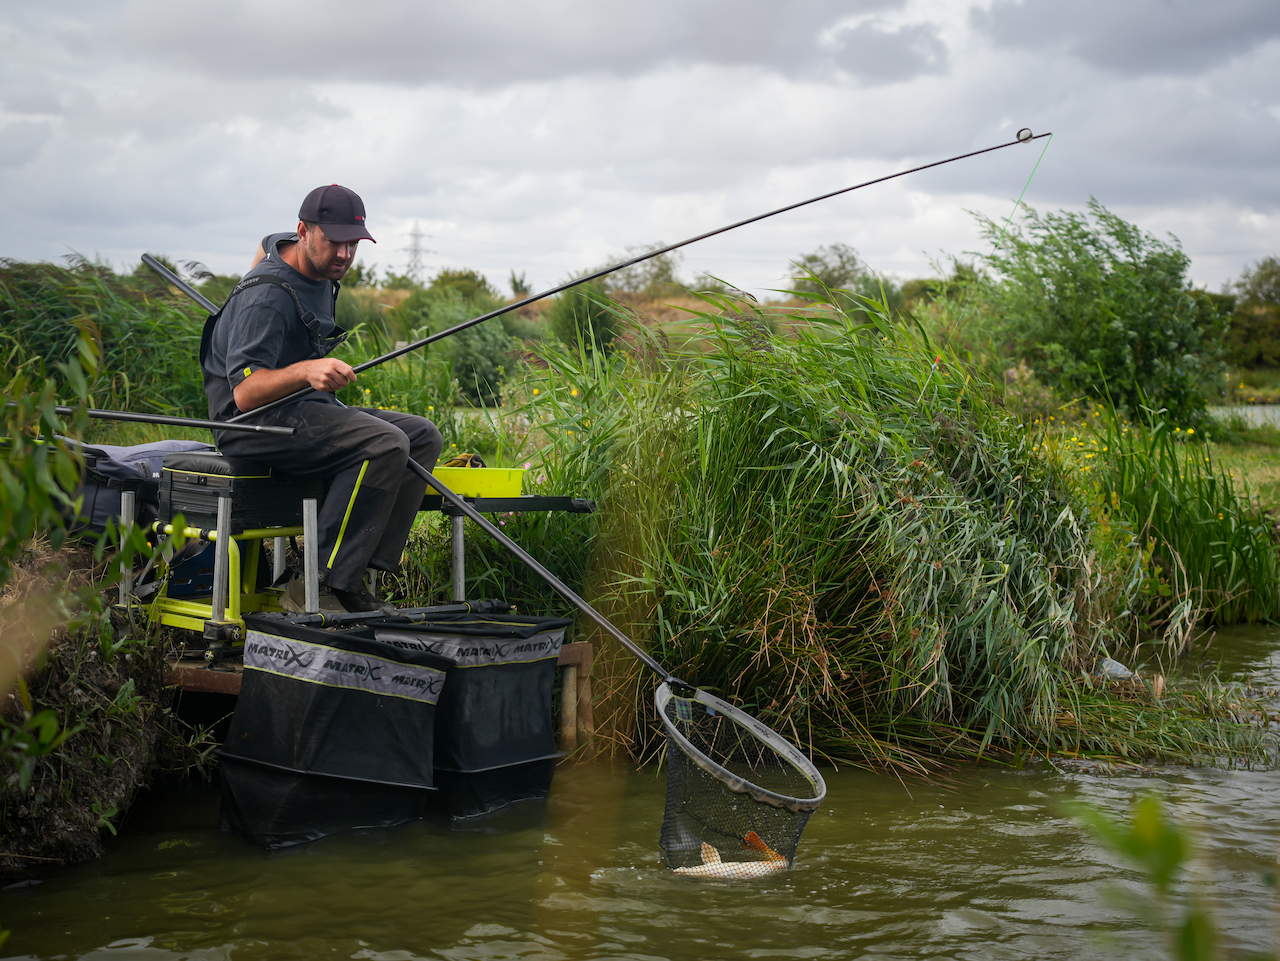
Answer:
[{"left": 201, "top": 184, "right": 443, "bottom": 612}]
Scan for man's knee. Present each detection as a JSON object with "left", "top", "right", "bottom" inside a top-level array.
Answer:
[
  {"left": 394, "top": 414, "right": 443, "bottom": 465},
  {"left": 415, "top": 419, "right": 444, "bottom": 465},
  {"left": 356, "top": 419, "right": 412, "bottom": 476}
]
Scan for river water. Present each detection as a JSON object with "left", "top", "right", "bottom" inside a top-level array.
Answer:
[{"left": 5, "top": 628, "right": 1280, "bottom": 961}]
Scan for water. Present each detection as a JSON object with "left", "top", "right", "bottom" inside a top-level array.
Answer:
[
  {"left": 6, "top": 633, "right": 1280, "bottom": 961},
  {"left": 1209, "top": 405, "right": 1280, "bottom": 428}
]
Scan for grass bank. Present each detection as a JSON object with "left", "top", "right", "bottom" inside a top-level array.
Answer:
[{"left": 0, "top": 541, "right": 215, "bottom": 872}]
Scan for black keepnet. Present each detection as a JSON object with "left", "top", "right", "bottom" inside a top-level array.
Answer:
[
  {"left": 219, "top": 616, "right": 454, "bottom": 848},
  {"left": 374, "top": 614, "right": 572, "bottom": 774}
]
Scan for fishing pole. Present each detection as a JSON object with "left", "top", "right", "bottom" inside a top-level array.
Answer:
[
  {"left": 140, "top": 254, "right": 220, "bottom": 314},
  {"left": 8, "top": 402, "right": 295, "bottom": 436},
  {"left": 167, "top": 127, "right": 1047, "bottom": 424}
]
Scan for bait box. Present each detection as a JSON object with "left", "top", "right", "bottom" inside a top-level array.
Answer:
[{"left": 430, "top": 467, "right": 526, "bottom": 498}]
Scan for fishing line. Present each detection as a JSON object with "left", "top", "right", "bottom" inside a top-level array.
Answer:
[
  {"left": 914, "top": 130, "right": 1054, "bottom": 406},
  {"left": 179, "top": 129, "right": 1052, "bottom": 425}
]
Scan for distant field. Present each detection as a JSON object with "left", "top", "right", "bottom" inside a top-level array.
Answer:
[{"left": 1214, "top": 432, "right": 1280, "bottom": 508}]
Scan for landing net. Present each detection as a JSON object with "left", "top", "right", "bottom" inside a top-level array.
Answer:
[{"left": 656, "top": 683, "right": 826, "bottom": 880}]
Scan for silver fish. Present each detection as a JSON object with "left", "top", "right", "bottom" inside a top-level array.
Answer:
[{"left": 671, "top": 841, "right": 788, "bottom": 880}]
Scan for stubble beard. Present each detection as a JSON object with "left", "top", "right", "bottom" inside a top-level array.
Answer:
[{"left": 304, "top": 242, "right": 350, "bottom": 282}]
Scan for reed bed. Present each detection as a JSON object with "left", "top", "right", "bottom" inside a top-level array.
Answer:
[
  {"left": 0, "top": 259, "right": 206, "bottom": 414},
  {"left": 390, "top": 294, "right": 1269, "bottom": 770}
]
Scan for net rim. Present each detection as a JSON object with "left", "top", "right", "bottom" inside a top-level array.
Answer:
[{"left": 655, "top": 682, "right": 827, "bottom": 814}]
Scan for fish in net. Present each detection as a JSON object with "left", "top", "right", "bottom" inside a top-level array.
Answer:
[{"left": 657, "top": 682, "right": 826, "bottom": 879}]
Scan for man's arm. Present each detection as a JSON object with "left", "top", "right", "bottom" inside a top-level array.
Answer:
[{"left": 233, "top": 357, "right": 356, "bottom": 412}]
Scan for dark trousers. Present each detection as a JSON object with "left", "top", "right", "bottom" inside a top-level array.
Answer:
[{"left": 216, "top": 402, "right": 443, "bottom": 592}]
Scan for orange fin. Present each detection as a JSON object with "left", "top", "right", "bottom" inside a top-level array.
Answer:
[{"left": 742, "top": 831, "right": 786, "bottom": 862}]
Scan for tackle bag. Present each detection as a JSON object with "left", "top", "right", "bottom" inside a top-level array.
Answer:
[{"left": 61, "top": 438, "right": 216, "bottom": 533}]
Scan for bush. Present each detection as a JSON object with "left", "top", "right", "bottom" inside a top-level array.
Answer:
[
  {"left": 606, "top": 243, "right": 684, "bottom": 299},
  {"left": 789, "top": 243, "right": 904, "bottom": 318},
  {"left": 1225, "top": 256, "right": 1280, "bottom": 368},
  {"left": 976, "top": 199, "right": 1230, "bottom": 427},
  {"left": 389, "top": 282, "right": 515, "bottom": 406}
]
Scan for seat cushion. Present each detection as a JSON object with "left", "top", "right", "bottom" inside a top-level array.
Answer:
[{"left": 162, "top": 450, "right": 274, "bottom": 478}]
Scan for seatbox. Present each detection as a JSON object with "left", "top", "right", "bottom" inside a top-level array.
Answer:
[{"left": 158, "top": 450, "right": 325, "bottom": 533}]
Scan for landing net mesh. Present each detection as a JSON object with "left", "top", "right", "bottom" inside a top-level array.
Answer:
[{"left": 657, "top": 683, "right": 826, "bottom": 880}]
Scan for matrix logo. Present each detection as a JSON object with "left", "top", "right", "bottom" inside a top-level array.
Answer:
[
  {"left": 391, "top": 673, "right": 445, "bottom": 696},
  {"left": 246, "top": 640, "right": 314, "bottom": 669},
  {"left": 322, "top": 658, "right": 384, "bottom": 682},
  {"left": 374, "top": 629, "right": 565, "bottom": 667}
]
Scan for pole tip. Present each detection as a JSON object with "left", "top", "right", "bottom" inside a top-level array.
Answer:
[{"left": 1017, "top": 128, "right": 1033, "bottom": 143}]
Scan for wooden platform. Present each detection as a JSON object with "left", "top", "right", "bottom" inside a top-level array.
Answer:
[{"left": 165, "top": 641, "right": 595, "bottom": 751}]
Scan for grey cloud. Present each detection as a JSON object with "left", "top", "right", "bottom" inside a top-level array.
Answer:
[
  {"left": 831, "top": 20, "right": 948, "bottom": 84},
  {"left": 971, "top": 0, "right": 1280, "bottom": 76},
  {"left": 2, "top": 87, "right": 64, "bottom": 116},
  {"left": 68, "top": 0, "right": 910, "bottom": 87},
  {"left": 0, "top": 121, "right": 51, "bottom": 167}
]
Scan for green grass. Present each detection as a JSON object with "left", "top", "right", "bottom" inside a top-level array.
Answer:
[
  {"left": 385, "top": 292, "right": 1270, "bottom": 771},
  {"left": 0, "top": 258, "right": 206, "bottom": 414},
  {"left": 1211, "top": 425, "right": 1280, "bottom": 508}
]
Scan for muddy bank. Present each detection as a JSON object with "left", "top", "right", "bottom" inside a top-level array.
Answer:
[{"left": 0, "top": 545, "right": 210, "bottom": 876}]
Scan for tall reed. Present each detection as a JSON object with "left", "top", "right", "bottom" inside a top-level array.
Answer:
[
  {"left": 1083, "top": 412, "right": 1280, "bottom": 631},
  {"left": 397, "top": 295, "right": 1157, "bottom": 769},
  {"left": 0, "top": 259, "right": 206, "bottom": 414}
]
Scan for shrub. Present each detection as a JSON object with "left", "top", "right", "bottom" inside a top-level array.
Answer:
[
  {"left": 606, "top": 243, "right": 685, "bottom": 299},
  {"left": 388, "top": 283, "right": 515, "bottom": 406},
  {"left": 975, "top": 199, "right": 1230, "bottom": 427},
  {"left": 1225, "top": 256, "right": 1280, "bottom": 368},
  {"left": 789, "top": 242, "right": 904, "bottom": 318}
]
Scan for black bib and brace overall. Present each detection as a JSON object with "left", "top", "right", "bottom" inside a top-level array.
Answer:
[{"left": 200, "top": 234, "right": 443, "bottom": 593}]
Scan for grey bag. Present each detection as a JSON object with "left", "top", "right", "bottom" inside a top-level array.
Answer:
[{"left": 62, "top": 438, "right": 216, "bottom": 532}]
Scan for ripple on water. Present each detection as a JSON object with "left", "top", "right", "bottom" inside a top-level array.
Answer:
[{"left": 7, "top": 633, "right": 1280, "bottom": 961}]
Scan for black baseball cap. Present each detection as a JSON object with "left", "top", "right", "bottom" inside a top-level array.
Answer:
[{"left": 298, "top": 184, "right": 376, "bottom": 243}]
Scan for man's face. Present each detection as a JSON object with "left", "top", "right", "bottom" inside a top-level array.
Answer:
[{"left": 298, "top": 223, "right": 358, "bottom": 281}]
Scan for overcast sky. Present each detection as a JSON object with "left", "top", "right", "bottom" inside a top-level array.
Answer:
[{"left": 1, "top": 0, "right": 1277, "bottom": 297}]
